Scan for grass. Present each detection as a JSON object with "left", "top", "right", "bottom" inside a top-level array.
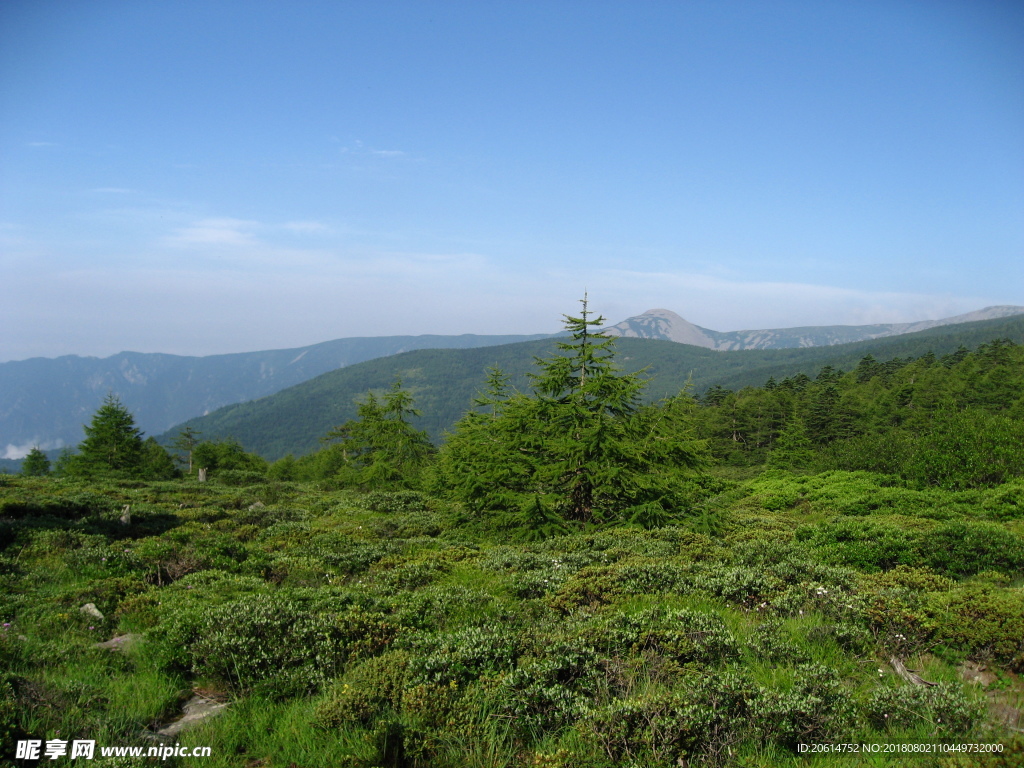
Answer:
[{"left": 1, "top": 471, "right": 1023, "bottom": 766}]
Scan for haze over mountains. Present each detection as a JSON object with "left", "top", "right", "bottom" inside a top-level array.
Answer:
[{"left": 2, "top": 306, "right": 1022, "bottom": 461}]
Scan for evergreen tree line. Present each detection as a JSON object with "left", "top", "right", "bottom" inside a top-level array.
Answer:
[
  {"left": 24, "top": 300, "right": 1024, "bottom": 524},
  {"left": 18, "top": 397, "right": 269, "bottom": 482},
  {"left": 696, "top": 338, "right": 1024, "bottom": 489}
]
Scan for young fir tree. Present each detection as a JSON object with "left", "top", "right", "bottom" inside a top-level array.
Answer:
[
  {"left": 323, "top": 379, "right": 434, "bottom": 490},
  {"left": 140, "top": 437, "right": 178, "bottom": 480},
  {"left": 68, "top": 394, "right": 145, "bottom": 477},
  {"left": 526, "top": 294, "right": 651, "bottom": 522},
  {"left": 20, "top": 447, "right": 51, "bottom": 476},
  {"left": 766, "top": 412, "right": 816, "bottom": 470},
  {"left": 171, "top": 426, "right": 202, "bottom": 474}
]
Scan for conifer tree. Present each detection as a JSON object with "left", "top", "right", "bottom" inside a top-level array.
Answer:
[
  {"left": 437, "top": 296, "right": 707, "bottom": 527},
  {"left": 68, "top": 394, "right": 145, "bottom": 477},
  {"left": 140, "top": 437, "right": 178, "bottom": 480},
  {"left": 171, "top": 427, "right": 202, "bottom": 474},
  {"left": 767, "top": 412, "right": 815, "bottom": 470},
  {"left": 20, "top": 447, "right": 50, "bottom": 477},
  {"left": 324, "top": 379, "right": 434, "bottom": 489}
]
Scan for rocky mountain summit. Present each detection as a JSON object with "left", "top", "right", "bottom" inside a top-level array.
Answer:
[{"left": 603, "top": 305, "right": 1024, "bottom": 350}]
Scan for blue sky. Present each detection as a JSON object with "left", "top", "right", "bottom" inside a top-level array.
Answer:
[{"left": 1, "top": 0, "right": 1021, "bottom": 362}]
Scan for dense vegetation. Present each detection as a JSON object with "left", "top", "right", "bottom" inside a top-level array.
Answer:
[
  {"left": 160, "top": 314, "right": 1024, "bottom": 460},
  {"left": 2, "top": 303, "right": 1023, "bottom": 766}
]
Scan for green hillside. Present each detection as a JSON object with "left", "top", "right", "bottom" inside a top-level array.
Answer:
[
  {"left": 161, "top": 315, "right": 1024, "bottom": 460},
  {"left": 5, "top": 311, "right": 1023, "bottom": 766}
]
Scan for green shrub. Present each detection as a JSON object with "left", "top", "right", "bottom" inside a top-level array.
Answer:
[
  {"left": 578, "top": 669, "right": 757, "bottom": 767},
  {"left": 493, "top": 642, "right": 602, "bottom": 734},
  {"left": 547, "top": 558, "right": 692, "bottom": 611},
  {"left": 375, "top": 558, "right": 451, "bottom": 591},
  {"left": 61, "top": 575, "right": 148, "bottom": 618},
  {"left": 686, "top": 562, "right": 784, "bottom": 607},
  {"left": 307, "top": 537, "right": 397, "bottom": 576},
  {"left": 926, "top": 584, "right": 1024, "bottom": 670},
  {"left": 980, "top": 480, "right": 1024, "bottom": 520},
  {"left": 546, "top": 566, "right": 621, "bottom": 609},
  {"left": 382, "top": 584, "right": 500, "bottom": 632},
  {"left": 215, "top": 469, "right": 267, "bottom": 487},
  {"left": 135, "top": 571, "right": 269, "bottom": 661},
  {"left": 189, "top": 594, "right": 400, "bottom": 695},
  {"left": 588, "top": 607, "right": 739, "bottom": 666},
  {"left": 366, "top": 510, "right": 445, "bottom": 539},
  {"left": 796, "top": 518, "right": 917, "bottom": 571},
  {"left": 363, "top": 490, "right": 431, "bottom": 514},
  {"left": 236, "top": 504, "right": 308, "bottom": 527},
  {"left": 64, "top": 542, "right": 146, "bottom": 579},
  {"left": 917, "top": 522, "right": 1024, "bottom": 578},
  {"left": 859, "top": 567, "right": 953, "bottom": 654},
  {"left": 747, "top": 619, "right": 809, "bottom": 664},
  {"left": 315, "top": 650, "right": 411, "bottom": 727},
  {"left": 746, "top": 472, "right": 806, "bottom": 511},
  {"left": 405, "top": 624, "right": 523, "bottom": 687},
  {"left": 753, "top": 663, "right": 856, "bottom": 750},
  {"left": 866, "top": 682, "right": 985, "bottom": 736}
]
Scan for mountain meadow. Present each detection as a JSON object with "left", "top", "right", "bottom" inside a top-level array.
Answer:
[{"left": 2, "top": 302, "right": 1023, "bottom": 767}]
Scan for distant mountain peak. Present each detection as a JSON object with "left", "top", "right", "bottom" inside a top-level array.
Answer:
[
  {"left": 603, "top": 309, "right": 717, "bottom": 347},
  {"left": 603, "top": 305, "right": 1024, "bottom": 351}
]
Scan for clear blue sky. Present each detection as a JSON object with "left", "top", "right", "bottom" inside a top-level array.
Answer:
[{"left": 1, "top": 0, "right": 1021, "bottom": 361}]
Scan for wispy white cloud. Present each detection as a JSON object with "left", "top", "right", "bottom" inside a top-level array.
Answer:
[
  {"left": 283, "top": 220, "right": 331, "bottom": 235},
  {"left": 165, "top": 218, "right": 260, "bottom": 247},
  {"left": 336, "top": 139, "right": 413, "bottom": 160},
  {"left": 2, "top": 439, "right": 65, "bottom": 460},
  {"left": 1, "top": 238, "right": 1008, "bottom": 362}
]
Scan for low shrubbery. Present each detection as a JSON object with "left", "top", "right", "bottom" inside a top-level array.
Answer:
[{"left": 1, "top": 468, "right": 1021, "bottom": 767}]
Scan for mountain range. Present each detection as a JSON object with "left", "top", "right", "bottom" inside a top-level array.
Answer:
[
  {"left": 2, "top": 305, "right": 1021, "bottom": 463},
  {"left": 0, "top": 333, "right": 550, "bottom": 460},
  {"left": 160, "top": 312, "right": 1024, "bottom": 461},
  {"left": 603, "top": 305, "right": 1024, "bottom": 349}
]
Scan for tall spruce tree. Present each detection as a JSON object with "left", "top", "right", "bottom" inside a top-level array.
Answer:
[
  {"left": 526, "top": 294, "right": 649, "bottom": 522},
  {"left": 436, "top": 296, "right": 708, "bottom": 528}
]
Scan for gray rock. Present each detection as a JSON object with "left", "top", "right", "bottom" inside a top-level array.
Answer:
[
  {"left": 79, "top": 603, "right": 105, "bottom": 621},
  {"left": 95, "top": 633, "right": 141, "bottom": 651},
  {"left": 143, "top": 694, "right": 229, "bottom": 740}
]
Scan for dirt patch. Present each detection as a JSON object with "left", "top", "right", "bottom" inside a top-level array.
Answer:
[{"left": 960, "top": 662, "right": 1023, "bottom": 735}]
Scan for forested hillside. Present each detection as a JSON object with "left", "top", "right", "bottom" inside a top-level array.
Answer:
[
  {"left": 0, "top": 333, "right": 553, "bottom": 458},
  {"left": 162, "top": 314, "right": 1024, "bottom": 461}
]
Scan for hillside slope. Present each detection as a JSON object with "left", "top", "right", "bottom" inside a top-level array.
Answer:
[
  {"left": 8, "top": 305, "right": 1021, "bottom": 461},
  {"left": 0, "top": 332, "right": 553, "bottom": 457},
  {"left": 162, "top": 314, "right": 1024, "bottom": 461}
]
